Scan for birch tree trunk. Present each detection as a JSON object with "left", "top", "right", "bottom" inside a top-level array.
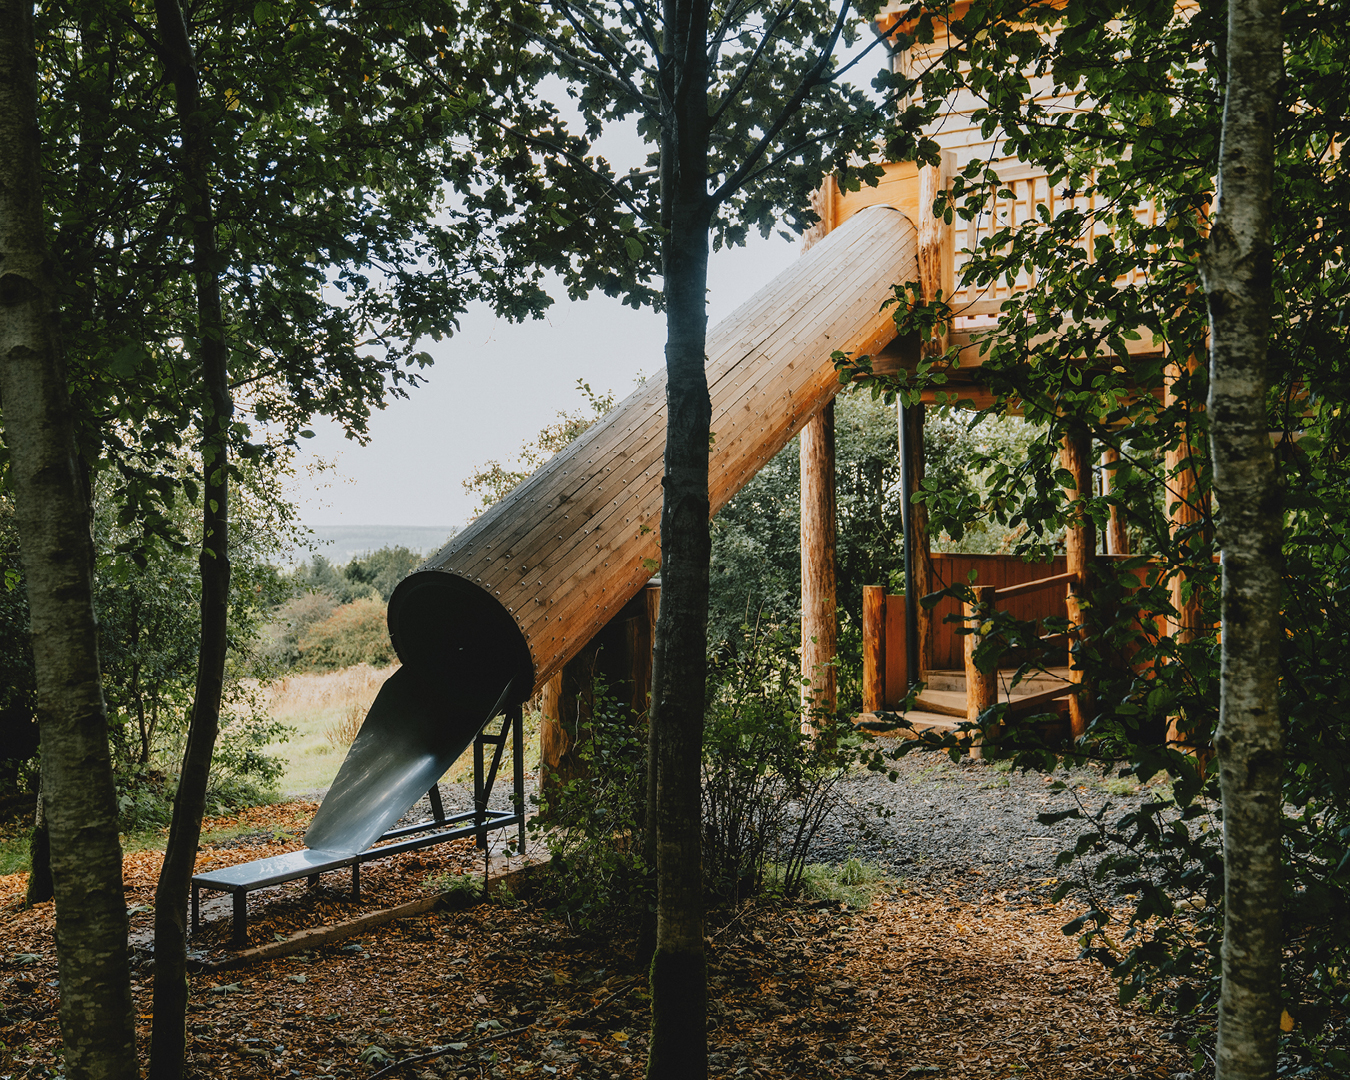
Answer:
[
  {"left": 148, "top": 1, "right": 233, "bottom": 1075},
  {"left": 645, "top": 0, "right": 710, "bottom": 1073},
  {"left": 1201, "top": 0, "right": 1284, "bottom": 1075},
  {"left": 0, "top": 1, "right": 138, "bottom": 1074}
]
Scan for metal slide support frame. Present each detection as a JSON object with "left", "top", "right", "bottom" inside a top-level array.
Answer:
[{"left": 473, "top": 703, "right": 522, "bottom": 851}]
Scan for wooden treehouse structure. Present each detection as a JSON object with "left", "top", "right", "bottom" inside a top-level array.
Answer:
[{"left": 799, "top": 0, "right": 1209, "bottom": 750}]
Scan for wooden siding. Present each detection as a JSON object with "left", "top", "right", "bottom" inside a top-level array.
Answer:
[{"left": 927, "top": 553, "right": 1069, "bottom": 670}]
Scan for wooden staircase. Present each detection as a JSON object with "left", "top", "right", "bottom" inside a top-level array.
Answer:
[{"left": 856, "top": 667, "right": 1073, "bottom": 740}]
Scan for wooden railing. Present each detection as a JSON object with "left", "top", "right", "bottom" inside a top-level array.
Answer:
[{"left": 962, "top": 574, "right": 1080, "bottom": 758}]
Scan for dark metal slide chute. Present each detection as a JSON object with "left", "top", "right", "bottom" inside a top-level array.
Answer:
[{"left": 304, "top": 575, "right": 530, "bottom": 854}]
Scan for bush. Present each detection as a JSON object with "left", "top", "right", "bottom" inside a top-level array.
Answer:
[
  {"left": 297, "top": 596, "right": 395, "bottom": 672},
  {"left": 533, "top": 619, "right": 891, "bottom": 930},
  {"left": 530, "top": 680, "right": 651, "bottom": 931},
  {"left": 703, "top": 621, "right": 879, "bottom": 902}
]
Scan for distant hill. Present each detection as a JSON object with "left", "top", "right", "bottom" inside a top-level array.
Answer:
[{"left": 292, "top": 525, "right": 460, "bottom": 567}]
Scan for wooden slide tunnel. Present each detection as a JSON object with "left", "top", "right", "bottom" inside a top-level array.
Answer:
[{"left": 303, "top": 205, "right": 921, "bottom": 855}]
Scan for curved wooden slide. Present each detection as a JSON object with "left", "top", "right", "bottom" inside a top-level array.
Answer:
[{"left": 305, "top": 204, "right": 918, "bottom": 854}]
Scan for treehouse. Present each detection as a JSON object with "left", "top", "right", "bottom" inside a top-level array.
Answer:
[{"left": 796, "top": 0, "right": 1210, "bottom": 747}]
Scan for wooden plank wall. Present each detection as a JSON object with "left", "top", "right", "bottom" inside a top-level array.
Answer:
[
  {"left": 405, "top": 205, "right": 920, "bottom": 694},
  {"left": 927, "top": 553, "right": 1068, "bottom": 670}
]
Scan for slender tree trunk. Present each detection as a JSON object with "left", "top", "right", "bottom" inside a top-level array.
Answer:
[
  {"left": 149, "top": 2, "right": 233, "bottom": 1076},
  {"left": 25, "top": 762, "right": 54, "bottom": 906},
  {"left": 1201, "top": 0, "right": 1284, "bottom": 1075},
  {"left": 0, "top": 2, "right": 138, "bottom": 1075},
  {"left": 646, "top": 0, "right": 710, "bottom": 1073}
]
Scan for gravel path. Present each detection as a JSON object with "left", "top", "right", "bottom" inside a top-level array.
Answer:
[
  {"left": 804, "top": 748, "right": 1157, "bottom": 902},
  {"left": 325, "top": 742, "right": 1157, "bottom": 906}
]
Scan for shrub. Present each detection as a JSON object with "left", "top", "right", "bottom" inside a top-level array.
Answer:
[
  {"left": 703, "top": 621, "right": 880, "bottom": 902},
  {"left": 530, "top": 680, "right": 652, "bottom": 931},
  {"left": 297, "top": 596, "right": 395, "bottom": 672}
]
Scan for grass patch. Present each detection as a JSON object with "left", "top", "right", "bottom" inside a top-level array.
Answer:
[
  {"left": 0, "top": 834, "right": 31, "bottom": 876},
  {"left": 257, "top": 663, "right": 544, "bottom": 798},
  {"left": 767, "top": 858, "right": 889, "bottom": 908}
]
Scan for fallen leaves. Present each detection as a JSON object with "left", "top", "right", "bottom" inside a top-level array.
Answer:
[{"left": 0, "top": 800, "right": 1188, "bottom": 1080}]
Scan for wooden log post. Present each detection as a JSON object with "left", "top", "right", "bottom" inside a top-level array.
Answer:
[
  {"left": 964, "top": 585, "right": 998, "bottom": 759},
  {"left": 801, "top": 402, "right": 838, "bottom": 733},
  {"left": 918, "top": 155, "right": 955, "bottom": 357},
  {"left": 1061, "top": 431, "right": 1097, "bottom": 741},
  {"left": 538, "top": 582, "right": 660, "bottom": 805},
  {"left": 1163, "top": 356, "right": 1208, "bottom": 747},
  {"left": 862, "top": 585, "right": 886, "bottom": 714},
  {"left": 1101, "top": 446, "right": 1130, "bottom": 556}
]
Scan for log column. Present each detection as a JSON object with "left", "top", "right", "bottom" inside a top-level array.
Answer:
[
  {"left": 903, "top": 153, "right": 949, "bottom": 683},
  {"left": 1165, "top": 357, "right": 1207, "bottom": 643},
  {"left": 964, "top": 585, "right": 998, "bottom": 759},
  {"left": 1101, "top": 446, "right": 1130, "bottom": 556},
  {"left": 1061, "top": 430, "right": 1096, "bottom": 741},
  {"left": 862, "top": 585, "right": 886, "bottom": 714},
  {"left": 1164, "top": 356, "right": 1208, "bottom": 747},
  {"left": 801, "top": 401, "right": 838, "bottom": 731}
]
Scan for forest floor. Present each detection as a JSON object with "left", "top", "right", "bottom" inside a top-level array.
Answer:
[{"left": 0, "top": 759, "right": 1191, "bottom": 1080}]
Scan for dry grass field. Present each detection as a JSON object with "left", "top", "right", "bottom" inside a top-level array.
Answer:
[{"left": 259, "top": 663, "right": 541, "bottom": 798}]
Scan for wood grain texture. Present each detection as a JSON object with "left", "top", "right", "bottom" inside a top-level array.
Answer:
[
  {"left": 403, "top": 206, "right": 918, "bottom": 694},
  {"left": 800, "top": 402, "right": 838, "bottom": 727},
  {"left": 862, "top": 586, "right": 885, "bottom": 713}
]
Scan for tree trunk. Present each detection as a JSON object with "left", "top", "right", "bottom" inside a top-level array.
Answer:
[
  {"left": 645, "top": 0, "right": 710, "bottom": 1073},
  {"left": 1201, "top": 0, "right": 1284, "bottom": 1075},
  {"left": 1060, "top": 429, "right": 1096, "bottom": 741},
  {"left": 800, "top": 401, "right": 837, "bottom": 732},
  {"left": 149, "top": 2, "right": 234, "bottom": 1076},
  {"left": 25, "top": 762, "right": 53, "bottom": 906},
  {"left": 0, "top": 2, "right": 139, "bottom": 1074}
]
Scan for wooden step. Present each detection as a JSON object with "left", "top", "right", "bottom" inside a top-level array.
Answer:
[{"left": 854, "top": 711, "right": 966, "bottom": 739}]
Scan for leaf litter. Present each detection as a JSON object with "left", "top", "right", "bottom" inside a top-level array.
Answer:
[{"left": 0, "top": 799, "right": 1185, "bottom": 1078}]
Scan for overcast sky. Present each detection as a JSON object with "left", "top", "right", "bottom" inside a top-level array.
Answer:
[
  {"left": 287, "top": 27, "right": 890, "bottom": 534},
  {"left": 288, "top": 231, "right": 800, "bottom": 531}
]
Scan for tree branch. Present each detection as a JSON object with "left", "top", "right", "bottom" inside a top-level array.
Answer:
[
  {"left": 711, "top": 0, "right": 853, "bottom": 203},
  {"left": 708, "top": 0, "right": 798, "bottom": 126}
]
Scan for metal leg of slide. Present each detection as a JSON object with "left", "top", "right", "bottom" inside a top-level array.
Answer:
[
  {"left": 428, "top": 782, "right": 446, "bottom": 825},
  {"left": 513, "top": 702, "right": 525, "bottom": 853},
  {"left": 231, "top": 891, "right": 248, "bottom": 951},
  {"left": 474, "top": 733, "right": 487, "bottom": 851},
  {"left": 308, "top": 873, "right": 319, "bottom": 888}
]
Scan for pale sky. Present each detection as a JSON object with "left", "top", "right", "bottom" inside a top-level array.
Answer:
[
  {"left": 290, "top": 232, "right": 799, "bottom": 531},
  {"left": 289, "top": 28, "right": 887, "bottom": 533}
]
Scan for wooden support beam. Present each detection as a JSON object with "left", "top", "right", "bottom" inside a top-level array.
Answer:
[
  {"left": 899, "top": 401, "right": 934, "bottom": 679},
  {"left": 963, "top": 585, "right": 998, "bottom": 759},
  {"left": 1101, "top": 446, "right": 1130, "bottom": 556},
  {"left": 862, "top": 585, "right": 886, "bottom": 714},
  {"left": 801, "top": 402, "right": 838, "bottom": 731},
  {"left": 1060, "top": 430, "right": 1096, "bottom": 741},
  {"left": 1163, "top": 356, "right": 1209, "bottom": 749}
]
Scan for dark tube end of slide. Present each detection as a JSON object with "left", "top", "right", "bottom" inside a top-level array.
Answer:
[{"left": 387, "top": 570, "right": 535, "bottom": 705}]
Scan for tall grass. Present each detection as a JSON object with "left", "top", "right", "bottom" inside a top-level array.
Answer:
[
  {"left": 258, "top": 663, "right": 543, "bottom": 797},
  {"left": 258, "top": 663, "right": 397, "bottom": 795}
]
